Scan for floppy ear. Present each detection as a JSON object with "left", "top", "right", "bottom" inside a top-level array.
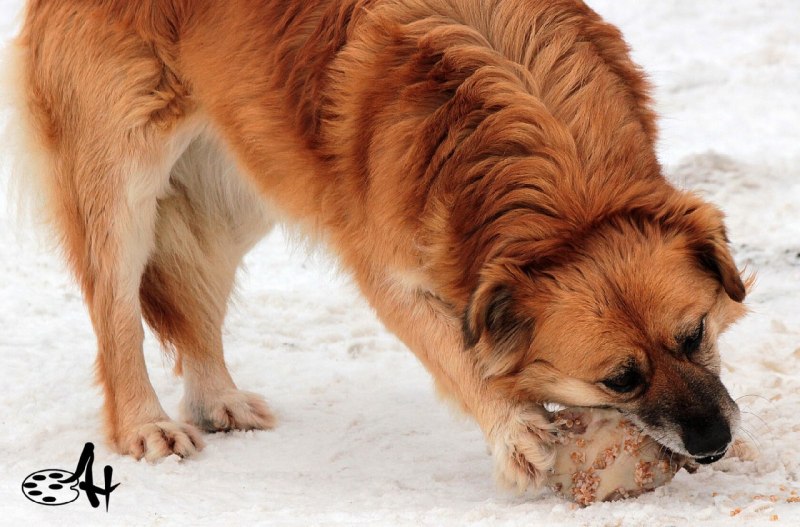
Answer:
[
  {"left": 677, "top": 198, "right": 746, "bottom": 303},
  {"left": 696, "top": 225, "right": 746, "bottom": 302},
  {"left": 463, "top": 281, "right": 532, "bottom": 377}
]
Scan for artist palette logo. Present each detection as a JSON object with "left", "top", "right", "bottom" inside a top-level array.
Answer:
[
  {"left": 21, "top": 469, "right": 80, "bottom": 505},
  {"left": 21, "top": 442, "right": 120, "bottom": 511}
]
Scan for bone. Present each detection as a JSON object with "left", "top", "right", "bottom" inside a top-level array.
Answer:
[{"left": 547, "top": 407, "right": 688, "bottom": 506}]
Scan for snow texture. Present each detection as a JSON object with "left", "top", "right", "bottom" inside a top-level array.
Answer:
[{"left": 1, "top": 1, "right": 799, "bottom": 525}]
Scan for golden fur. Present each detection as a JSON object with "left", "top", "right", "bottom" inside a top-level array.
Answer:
[{"left": 10, "top": 0, "right": 746, "bottom": 489}]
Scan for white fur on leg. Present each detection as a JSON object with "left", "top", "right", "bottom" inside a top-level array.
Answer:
[
  {"left": 181, "top": 360, "right": 276, "bottom": 433},
  {"left": 490, "top": 405, "right": 557, "bottom": 491},
  {"left": 182, "top": 389, "right": 276, "bottom": 433}
]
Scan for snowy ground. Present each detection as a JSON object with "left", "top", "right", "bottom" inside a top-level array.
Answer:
[{"left": 1, "top": 1, "right": 799, "bottom": 525}]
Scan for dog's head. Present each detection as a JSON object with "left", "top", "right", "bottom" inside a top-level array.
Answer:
[{"left": 463, "top": 195, "right": 747, "bottom": 463}]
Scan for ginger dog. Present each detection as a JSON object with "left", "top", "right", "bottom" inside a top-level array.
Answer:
[{"left": 8, "top": 0, "right": 746, "bottom": 489}]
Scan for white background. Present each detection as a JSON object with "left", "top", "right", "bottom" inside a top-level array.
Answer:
[{"left": 1, "top": 1, "right": 799, "bottom": 525}]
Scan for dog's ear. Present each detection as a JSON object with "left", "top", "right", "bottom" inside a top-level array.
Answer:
[
  {"left": 463, "top": 281, "right": 532, "bottom": 377},
  {"left": 676, "top": 198, "right": 746, "bottom": 303},
  {"left": 696, "top": 224, "right": 746, "bottom": 302}
]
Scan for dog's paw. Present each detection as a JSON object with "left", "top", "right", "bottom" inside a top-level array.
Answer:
[
  {"left": 123, "top": 420, "right": 205, "bottom": 462},
  {"left": 182, "top": 389, "right": 276, "bottom": 433},
  {"left": 490, "top": 406, "right": 557, "bottom": 491}
]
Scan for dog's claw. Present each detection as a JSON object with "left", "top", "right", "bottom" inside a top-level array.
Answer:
[{"left": 124, "top": 421, "right": 205, "bottom": 462}]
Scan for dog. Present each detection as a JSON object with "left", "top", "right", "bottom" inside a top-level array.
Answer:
[{"left": 7, "top": 0, "right": 747, "bottom": 490}]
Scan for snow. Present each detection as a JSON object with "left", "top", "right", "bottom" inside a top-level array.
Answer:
[{"left": 1, "top": 1, "right": 799, "bottom": 525}]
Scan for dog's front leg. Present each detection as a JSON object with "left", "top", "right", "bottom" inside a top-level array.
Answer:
[{"left": 360, "top": 277, "right": 556, "bottom": 491}]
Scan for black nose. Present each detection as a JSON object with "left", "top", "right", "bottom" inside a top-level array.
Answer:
[{"left": 681, "top": 414, "right": 731, "bottom": 458}]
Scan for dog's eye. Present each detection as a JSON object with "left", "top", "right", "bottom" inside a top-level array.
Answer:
[
  {"left": 601, "top": 369, "right": 642, "bottom": 394},
  {"left": 681, "top": 317, "right": 706, "bottom": 356}
]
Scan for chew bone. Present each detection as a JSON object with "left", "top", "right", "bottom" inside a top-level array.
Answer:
[{"left": 547, "top": 407, "right": 687, "bottom": 505}]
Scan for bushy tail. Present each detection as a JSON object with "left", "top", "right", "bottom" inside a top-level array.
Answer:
[{"left": 0, "top": 34, "right": 58, "bottom": 246}]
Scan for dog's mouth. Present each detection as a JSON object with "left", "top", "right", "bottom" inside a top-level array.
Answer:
[
  {"left": 612, "top": 410, "right": 733, "bottom": 464},
  {"left": 693, "top": 451, "right": 727, "bottom": 464}
]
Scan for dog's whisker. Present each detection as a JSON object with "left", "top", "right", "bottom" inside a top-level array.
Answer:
[
  {"left": 739, "top": 410, "right": 770, "bottom": 433},
  {"left": 736, "top": 425, "right": 763, "bottom": 451},
  {"left": 735, "top": 394, "right": 771, "bottom": 405}
]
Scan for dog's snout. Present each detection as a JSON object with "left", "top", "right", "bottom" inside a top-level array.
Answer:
[
  {"left": 681, "top": 413, "right": 732, "bottom": 459},
  {"left": 634, "top": 360, "right": 740, "bottom": 464}
]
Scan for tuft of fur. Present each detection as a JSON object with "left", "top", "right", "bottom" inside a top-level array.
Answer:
[{"left": 0, "top": 37, "right": 57, "bottom": 243}]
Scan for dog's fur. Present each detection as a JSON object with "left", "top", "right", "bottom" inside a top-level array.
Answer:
[{"left": 9, "top": 0, "right": 747, "bottom": 489}]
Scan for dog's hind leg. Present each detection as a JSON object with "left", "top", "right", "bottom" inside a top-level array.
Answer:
[
  {"left": 140, "top": 136, "right": 276, "bottom": 433},
  {"left": 17, "top": 4, "right": 206, "bottom": 460},
  {"left": 31, "top": 119, "right": 205, "bottom": 460}
]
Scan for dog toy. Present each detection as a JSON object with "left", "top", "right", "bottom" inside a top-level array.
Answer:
[{"left": 548, "top": 407, "right": 687, "bottom": 505}]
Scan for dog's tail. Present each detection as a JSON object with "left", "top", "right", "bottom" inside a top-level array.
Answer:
[{"left": 0, "top": 27, "right": 58, "bottom": 246}]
